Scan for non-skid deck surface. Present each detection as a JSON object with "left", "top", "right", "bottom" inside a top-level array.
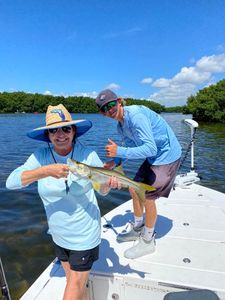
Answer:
[{"left": 20, "top": 184, "right": 225, "bottom": 300}]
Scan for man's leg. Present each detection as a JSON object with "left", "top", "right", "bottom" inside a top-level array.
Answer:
[
  {"left": 143, "top": 199, "right": 157, "bottom": 240},
  {"left": 129, "top": 187, "right": 144, "bottom": 222},
  {"left": 116, "top": 188, "right": 144, "bottom": 242},
  {"left": 123, "top": 196, "right": 156, "bottom": 259}
]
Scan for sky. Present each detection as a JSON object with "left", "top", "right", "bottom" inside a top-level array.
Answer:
[{"left": 1, "top": 0, "right": 225, "bottom": 107}]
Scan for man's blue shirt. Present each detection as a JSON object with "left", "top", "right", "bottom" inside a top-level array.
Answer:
[{"left": 116, "top": 105, "right": 182, "bottom": 165}]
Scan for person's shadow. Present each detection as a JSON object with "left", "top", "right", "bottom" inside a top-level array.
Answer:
[
  {"left": 103, "top": 209, "right": 173, "bottom": 239},
  {"left": 93, "top": 238, "right": 146, "bottom": 278},
  {"left": 50, "top": 211, "right": 173, "bottom": 278}
]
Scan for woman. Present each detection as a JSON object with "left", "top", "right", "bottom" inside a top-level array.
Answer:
[
  {"left": 96, "top": 89, "right": 182, "bottom": 259},
  {"left": 6, "top": 104, "right": 110, "bottom": 300}
]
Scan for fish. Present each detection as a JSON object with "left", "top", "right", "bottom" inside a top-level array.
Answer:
[{"left": 67, "top": 158, "right": 155, "bottom": 203}]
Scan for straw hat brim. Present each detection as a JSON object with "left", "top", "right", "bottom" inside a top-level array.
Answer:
[{"left": 27, "top": 119, "right": 92, "bottom": 142}]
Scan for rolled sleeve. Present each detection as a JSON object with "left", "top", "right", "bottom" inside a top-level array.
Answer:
[{"left": 6, "top": 153, "right": 41, "bottom": 190}]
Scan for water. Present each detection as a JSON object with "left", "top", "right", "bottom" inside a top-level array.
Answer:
[{"left": 0, "top": 113, "right": 224, "bottom": 299}]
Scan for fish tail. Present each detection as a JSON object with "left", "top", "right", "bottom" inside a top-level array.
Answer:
[
  {"left": 139, "top": 182, "right": 155, "bottom": 192},
  {"left": 136, "top": 189, "right": 146, "bottom": 204},
  {"left": 135, "top": 183, "right": 156, "bottom": 203}
]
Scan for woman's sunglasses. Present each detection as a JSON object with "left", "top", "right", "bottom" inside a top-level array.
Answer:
[
  {"left": 48, "top": 126, "right": 73, "bottom": 134},
  {"left": 100, "top": 100, "right": 117, "bottom": 113}
]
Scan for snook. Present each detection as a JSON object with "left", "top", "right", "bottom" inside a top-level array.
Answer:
[{"left": 67, "top": 158, "right": 155, "bottom": 203}]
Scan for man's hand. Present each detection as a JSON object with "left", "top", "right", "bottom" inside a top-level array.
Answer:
[
  {"left": 99, "top": 176, "right": 121, "bottom": 196},
  {"left": 104, "top": 160, "right": 116, "bottom": 169},
  {"left": 107, "top": 176, "right": 122, "bottom": 190},
  {"left": 105, "top": 139, "right": 117, "bottom": 157}
]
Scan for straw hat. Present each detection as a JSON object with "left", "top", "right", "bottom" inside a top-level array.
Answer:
[{"left": 27, "top": 104, "right": 92, "bottom": 142}]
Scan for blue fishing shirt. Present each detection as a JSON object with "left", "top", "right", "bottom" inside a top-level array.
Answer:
[
  {"left": 116, "top": 105, "right": 182, "bottom": 165},
  {"left": 6, "top": 142, "right": 102, "bottom": 251}
]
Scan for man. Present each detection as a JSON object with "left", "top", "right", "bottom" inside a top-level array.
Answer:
[{"left": 96, "top": 89, "right": 182, "bottom": 259}]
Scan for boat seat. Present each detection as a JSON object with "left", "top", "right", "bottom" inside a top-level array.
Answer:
[{"left": 163, "top": 289, "right": 220, "bottom": 300}]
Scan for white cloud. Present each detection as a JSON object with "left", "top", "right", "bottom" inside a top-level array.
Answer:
[
  {"left": 73, "top": 91, "right": 98, "bottom": 98},
  {"left": 141, "top": 77, "right": 153, "bottom": 84},
  {"left": 106, "top": 83, "right": 121, "bottom": 90},
  {"left": 148, "top": 53, "right": 225, "bottom": 106},
  {"left": 44, "top": 90, "right": 52, "bottom": 95},
  {"left": 196, "top": 53, "right": 225, "bottom": 73},
  {"left": 41, "top": 90, "right": 98, "bottom": 98},
  {"left": 173, "top": 67, "right": 210, "bottom": 84},
  {"left": 152, "top": 78, "right": 170, "bottom": 88}
]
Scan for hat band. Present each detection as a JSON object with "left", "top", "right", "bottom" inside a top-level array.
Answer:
[{"left": 47, "top": 120, "right": 72, "bottom": 126}]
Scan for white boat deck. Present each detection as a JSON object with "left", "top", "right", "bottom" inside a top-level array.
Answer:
[{"left": 20, "top": 183, "right": 225, "bottom": 300}]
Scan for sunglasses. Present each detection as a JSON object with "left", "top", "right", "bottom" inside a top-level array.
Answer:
[
  {"left": 48, "top": 126, "right": 73, "bottom": 134},
  {"left": 100, "top": 100, "right": 117, "bottom": 113}
]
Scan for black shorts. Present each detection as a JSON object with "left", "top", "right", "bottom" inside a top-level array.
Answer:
[
  {"left": 134, "top": 158, "right": 181, "bottom": 200},
  {"left": 53, "top": 242, "right": 99, "bottom": 272}
]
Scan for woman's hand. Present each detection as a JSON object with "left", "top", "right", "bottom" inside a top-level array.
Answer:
[
  {"left": 46, "top": 164, "right": 69, "bottom": 179},
  {"left": 21, "top": 164, "right": 69, "bottom": 186}
]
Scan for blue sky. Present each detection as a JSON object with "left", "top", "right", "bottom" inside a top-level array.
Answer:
[{"left": 1, "top": 0, "right": 225, "bottom": 106}]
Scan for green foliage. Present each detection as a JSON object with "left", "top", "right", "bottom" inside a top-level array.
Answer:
[
  {"left": 164, "top": 105, "right": 191, "bottom": 114},
  {"left": 187, "top": 79, "right": 225, "bottom": 123},
  {"left": 125, "top": 98, "right": 165, "bottom": 113},
  {"left": 0, "top": 92, "right": 165, "bottom": 114}
]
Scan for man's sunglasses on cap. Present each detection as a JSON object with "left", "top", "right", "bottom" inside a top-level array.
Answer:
[
  {"left": 99, "top": 100, "right": 117, "bottom": 113},
  {"left": 48, "top": 126, "right": 73, "bottom": 134}
]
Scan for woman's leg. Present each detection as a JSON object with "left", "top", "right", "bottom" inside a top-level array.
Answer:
[
  {"left": 61, "top": 260, "right": 71, "bottom": 280},
  {"left": 61, "top": 263, "right": 90, "bottom": 300}
]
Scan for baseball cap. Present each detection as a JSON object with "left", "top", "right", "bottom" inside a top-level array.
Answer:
[{"left": 96, "top": 89, "right": 118, "bottom": 109}]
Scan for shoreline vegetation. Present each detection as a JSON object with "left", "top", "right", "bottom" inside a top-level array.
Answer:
[{"left": 0, "top": 79, "right": 224, "bottom": 122}]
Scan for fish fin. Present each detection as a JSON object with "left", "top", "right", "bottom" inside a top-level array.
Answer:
[
  {"left": 91, "top": 180, "right": 101, "bottom": 192},
  {"left": 114, "top": 164, "right": 125, "bottom": 175}
]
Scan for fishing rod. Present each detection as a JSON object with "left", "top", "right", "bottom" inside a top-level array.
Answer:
[{"left": 0, "top": 257, "right": 11, "bottom": 300}]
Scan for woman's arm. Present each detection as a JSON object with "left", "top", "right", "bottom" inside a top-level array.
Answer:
[
  {"left": 6, "top": 152, "right": 69, "bottom": 189},
  {"left": 21, "top": 164, "right": 69, "bottom": 186}
]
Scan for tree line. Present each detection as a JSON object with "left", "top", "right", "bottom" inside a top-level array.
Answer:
[
  {"left": 0, "top": 92, "right": 165, "bottom": 114},
  {"left": 0, "top": 78, "right": 224, "bottom": 123},
  {"left": 186, "top": 79, "right": 225, "bottom": 123}
]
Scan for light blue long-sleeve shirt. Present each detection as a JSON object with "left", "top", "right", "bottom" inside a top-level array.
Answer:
[
  {"left": 116, "top": 105, "right": 182, "bottom": 165},
  {"left": 6, "top": 142, "right": 102, "bottom": 251}
]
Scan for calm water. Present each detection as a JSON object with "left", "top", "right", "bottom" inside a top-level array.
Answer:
[{"left": 0, "top": 113, "right": 225, "bottom": 299}]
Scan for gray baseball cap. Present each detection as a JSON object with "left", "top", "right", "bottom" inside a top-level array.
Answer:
[{"left": 96, "top": 89, "right": 118, "bottom": 109}]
